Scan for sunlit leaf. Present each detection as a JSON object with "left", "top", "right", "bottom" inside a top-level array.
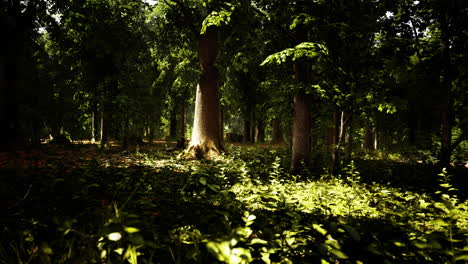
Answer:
[
  {"left": 312, "top": 224, "right": 327, "bottom": 236},
  {"left": 199, "top": 177, "right": 207, "bottom": 185},
  {"left": 108, "top": 232, "right": 122, "bottom": 241},
  {"left": 330, "top": 248, "right": 348, "bottom": 259},
  {"left": 124, "top": 227, "right": 140, "bottom": 233}
]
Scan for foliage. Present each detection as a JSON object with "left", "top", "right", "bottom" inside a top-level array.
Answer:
[
  {"left": 261, "top": 42, "right": 328, "bottom": 66},
  {"left": 1, "top": 145, "right": 467, "bottom": 263}
]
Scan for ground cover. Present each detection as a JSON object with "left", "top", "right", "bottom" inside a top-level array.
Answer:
[{"left": 1, "top": 144, "right": 468, "bottom": 263}]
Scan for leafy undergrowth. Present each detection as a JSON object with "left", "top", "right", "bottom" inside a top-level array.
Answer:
[{"left": 1, "top": 144, "right": 468, "bottom": 264}]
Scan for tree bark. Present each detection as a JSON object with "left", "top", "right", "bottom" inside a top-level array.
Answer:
[
  {"left": 291, "top": 91, "right": 310, "bottom": 170},
  {"left": 181, "top": 28, "right": 225, "bottom": 159},
  {"left": 91, "top": 110, "right": 96, "bottom": 143},
  {"left": 169, "top": 105, "right": 177, "bottom": 138},
  {"left": 271, "top": 118, "right": 284, "bottom": 144},
  {"left": 256, "top": 119, "right": 265, "bottom": 143},
  {"left": 364, "top": 125, "right": 375, "bottom": 150},
  {"left": 101, "top": 108, "right": 109, "bottom": 145},
  {"left": 243, "top": 120, "right": 251, "bottom": 143}
]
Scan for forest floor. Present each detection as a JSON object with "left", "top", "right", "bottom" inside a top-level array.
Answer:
[{"left": 1, "top": 142, "right": 468, "bottom": 264}]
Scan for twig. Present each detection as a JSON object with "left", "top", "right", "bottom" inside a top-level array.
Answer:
[{"left": 8, "top": 184, "right": 32, "bottom": 210}]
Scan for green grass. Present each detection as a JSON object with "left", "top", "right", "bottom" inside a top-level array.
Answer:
[{"left": 1, "top": 145, "right": 467, "bottom": 263}]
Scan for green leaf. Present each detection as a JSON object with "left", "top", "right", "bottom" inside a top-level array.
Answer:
[
  {"left": 199, "top": 177, "right": 207, "bottom": 185},
  {"left": 455, "top": 254, "right": 468, "bottom": 261},
  {"left": 330, "top": 248, "right": 348, "bottom": 259},
  {"left": 250, "top": 238, "right": 268, "bottom": 245},
  {"left": 342, "top": 224, "right": 360, "bottom": 242},
  {"left": 206, "top": 241, "right": 231, "bottom": 262},
  {"left": 312, "top": 224, "right": 327, "bottom": 236},
  {"left": 124, "top": 226, "right": 140, "bottom": 233},
  {"left": 393, "top": 241, "right": 406, "bottom": 247}
]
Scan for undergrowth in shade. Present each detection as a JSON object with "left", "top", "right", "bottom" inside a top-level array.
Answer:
[{"left": 1, "top": 145, "right": 468, "bottom": 264}]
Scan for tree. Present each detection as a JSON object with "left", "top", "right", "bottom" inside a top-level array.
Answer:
[{"left": 160, "top": 0, "right": 239, "bottom": 159}]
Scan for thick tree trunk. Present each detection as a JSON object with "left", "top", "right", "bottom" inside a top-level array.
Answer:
[
  {"left": 181, "top": 28, "right": 225, "bottom": 159},
  {"left": 271, "top": 118, "right": 284, "bottom": 144},
  {"left": 291, "top": 91, "right": 310, "bottom": 170}
]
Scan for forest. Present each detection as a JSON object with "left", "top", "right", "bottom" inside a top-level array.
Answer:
[{"left": 1, "top": 0, "right": 468, "bottom": 263}]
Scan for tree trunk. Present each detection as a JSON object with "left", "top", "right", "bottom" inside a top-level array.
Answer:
[
  {"left": 169, "top": 106, "right": 177, "bottom": 138},
  {"left": 101, "top": 108, "right": 109, "bottom": 145},
  {"left": 99, "top": 111, "right": 104, "bottom": 142},
  {"left": 346, "top": 117, "right": 353, "bottom": 159},
  {"left": 291, "top": 91, "right": 310, "bottom": 170},
  {"left": 364, "top": 125, "right": 375, "bottom": 150},
  {"left": 179, "top": 102, "right": 186, "bottom": 139},
  {"left": 243, "top": 120, "right": 251, "bottom": 143},
  {"left": 438, "top": 7, "right": 454, "bottom": 169},
  {"left": 0, "top": 53, "right": 8, "bottom": 150},
  {"left": 91, "top": 110, "right": 96, "bottom": 143},
  {"left": 271, "top": 118, "right": 284, "bottom": 144},
  {"left": 181, "top": 28, "right": 225, "bottom": 159},
  {"left": 250, "top": 111, "right": 256, "bottom": 144},
  {"left": 256, "top": 119, "right": 265, "bottom": 143}
]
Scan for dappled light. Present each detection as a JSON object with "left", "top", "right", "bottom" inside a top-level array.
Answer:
[
  {"left": 2, "top": 145, "right": 468, "bottom": 263},
  {"left": 1, "top": 0, "right": 467, "bottom": 263}
]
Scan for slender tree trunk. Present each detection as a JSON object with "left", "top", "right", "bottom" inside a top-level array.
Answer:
[
  {"left": 101, "top": 108, "right": 109, "bottom": 145},
  {"left": 346, "top": 117, "right": 353, "bottom": 159},
  {"left": 243, "top": 120, "right": 251, "bottom": 143},
  {"left": 179, "top": 102, "right": 186, "bottom": 138},
  {"left": 91, "top": 111, "right": 96, "bottom": 143},
  {"left": 169, "top": 106, "right": 177, "bottom": 138},
  {"left": 148, "top": 125, "right": 154, "bottom": 143},
  {"left": 100, "top": 111, "right": 104, "bottom": 142},
  {"left": 291, "top": 91, "right": 310, "bottom": 170},
  {"left": 330, "top": 110, "right": 340, "bottom": 167},
  {"left": 181, "top": 28, "right": 224, "bottom": 159},
  {"left": 256, "top": 119, "right": 265, "bottom": 143},
  {"left": 438, "top": 7, "right": 454, "bottom": 169},
  {"left": 271, "top": 118, "right": 284, "bottom": 144},
  {"left": 0, "top": 54, "right": 8, "bottom": 150},
  {"left": 364, "top": 125, "right": 375, "bottom": 150},
  {"left": 250, "top": 111, "right": 256, "bottom": 144}
]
